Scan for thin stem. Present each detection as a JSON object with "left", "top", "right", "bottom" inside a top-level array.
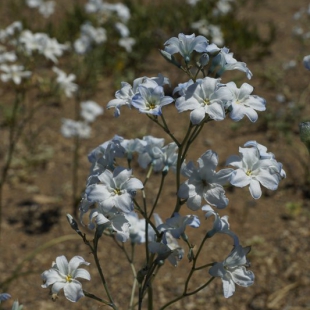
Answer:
[
  {"left": 172, "top": 121, "right": 193, "bottom": 215},
  {"left": 83, "top": 290, "right": 110, "bottom": 305},
  {"left": 148, "top": 173, "right": 166, "bottom": 219},
  {"left": 143, "top": 165, "right": 153, "bottom": 186},
  {"left": 92, "top": 235, "right": 118, "bottom": 310}
]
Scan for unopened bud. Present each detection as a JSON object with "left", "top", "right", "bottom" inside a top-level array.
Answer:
[
  {"left": 159, "top": 50, "right": 181, "bottom": 68},
  {"left": 198, "top": 53, "right": 209, "bottom": 67}
]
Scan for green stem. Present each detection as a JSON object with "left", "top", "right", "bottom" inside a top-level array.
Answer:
[
  {"left": 83, "top": 290, "right": 110, "bottom": 305},
  {"left": 92, "top": 235, "right": 118, "bottom": 309},
  {"left": 148, "top": 173, "right": 166, "bottom": 219}
]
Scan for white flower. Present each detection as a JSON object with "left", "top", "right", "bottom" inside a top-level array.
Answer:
[
  {"left": 80, "top": 100, "right": 103, "bottom": 123},
  {"left": 0, "top": 51, "right": 17, "bottom": 63},
  {"left": 85, "top": 0, "right": 103, "bottom": 13},
  {"left": 202, "top": 205, "right": 239, "bottom": 245},
  {"left": 27, "top": 0, "right": 55, "bottom": 18},
  {"left": 0, "top": 64, "right": 31, "bottom": 84},
  {"left": 41, "top": 255, "right": 90, "bottom": 302},
  {"left": 61, "top": 119, "right": 91, "bottom": 139},
  {"left": 40, "top": 36, "right": 68, "bottom": 63},
  {"left": 53, "top": 67, "right": 78, "bottom": 97},
  {"left": 148, "top": 241, "right": 184, "bottom": 266},
  {"left": 243, "top": 141, "right": 286, "bottom": 179},
  {"left": 0, "top": 21, "right": 22, "bottom": 42},
  {"left": 164, "top": 33, "right": 208, "bottom": 62},
  {"left": 87, "top": 135, "right": 125, "bottom": 174},
  {"left": 120, "top": 138, "right": 147, "bottom": 161},
  {"left": 19, "top": 31, "right": 68, "bottom": 63},
  {"left": 209, "top": 245, "right": 254, "bottom": 298},
  {"left": 85, "top": 166, "right": 143, "bottom": 213},
  {"left": 224, "top": 82, "right": 266, "bottom": 122},
  {"left": 157, "top": 212, "right": 200, "bottom": 239},
  {"left": 131, "top": 82, "right": 174, "bottom": 115},
  {"left": 209, "top": 47, "right": 252, "bottom": 79},
  {"left": 226, "top": 144, "right": 284, "bottom": 199},
  {"left": 137, "top": 135, "right": 165, "bottom": 170},
  {"left": 88, "top": 206, "right": 131, "bottom": 242},
  {"left": 178, "top": 150, "right": 233, "bottom": 210},
  {"left": 175, "top": 77, "right": 231, "bottom": 124},
  {"left": 125, "top": 212, "right": 146, "bottom": 244},
  {"left": 107, "top": 75, "right": 169, "bottom": 117},
  {"left": 118, "top": 37, "right": 135, "bottom": 53},
  {"left": 115, "top": 22, "right": 130, "bottom": 38}
]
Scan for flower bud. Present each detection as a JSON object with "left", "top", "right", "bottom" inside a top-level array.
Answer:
[
  {"left": 159, "top": 50, "right": 181, "bottom": 68},
  {"left": 198, "top": 53, "right": 209, "bottom": 67}
]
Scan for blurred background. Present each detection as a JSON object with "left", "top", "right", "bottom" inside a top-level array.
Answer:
[{"left": 0, "top": 0, "right": 310, "bottom": 309}]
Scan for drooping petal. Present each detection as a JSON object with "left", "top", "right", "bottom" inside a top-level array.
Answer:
[
  {"left": 230, "top": 267, "right": 254, "bottom": 287},
  {"left": 249, "top": 179, "right": 262, "bottom": 199},
  {"left": 63, "top": 280, "right": 84, "bottom": 302},
  {"left": 190, "top": 106, "right": 206, "bottom": 124},
  {"left": 222, "top": 278, "right": 235, "bottom": 298},
  {"left": 51, "top": 281, "right": 66, "bottom": 294}
]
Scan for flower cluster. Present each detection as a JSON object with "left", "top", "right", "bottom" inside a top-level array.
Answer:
[{"left": 40, "top": 32, "right": 286, "bottom": 305}]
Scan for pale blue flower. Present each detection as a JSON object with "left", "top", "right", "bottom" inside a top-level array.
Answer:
[
  {"left": 41, "top": 255, "right": 90, "bottom": 302},
  {"left": 164, "top": 33, "right": 208, "bottom": 62},
  {"left": 125, "top": 211, "right": 146, "bottom": 244},
  {"left": 224, "top": 82, "right": 266, "bottom": 122},
  {"left": 137, "top": 135, "right": 165, "bottom": 170},
  {"left": 175, "top": 77, "right": 231, "bottom": 124},
  {"left": 88, "top": 206, "right": 130, "bottom": 241},
  {"left": 178, "top": 150, "right": 233, "bottom": 210},
  {"left": 202, "top": 205, "right": 239, "bottom": 245},
  {"left": 80, "top": 100, "right": 103, "bottom": 123},
  {"left": 131, "top": 83, "right": 173, "bottom": 116},
  {"left": 61, "top": 119, "right": 91, "bottom": 139},
  {"left": 120, "top": 138, "right": 147, "bottom": 161},
  {"left": 157, "top": 212, "right": 200, "bottom": 239},
  {"left": 209, "top": 245, "right": 254, "bottom": 298},
  {"left": 107, "top": 75, "right": 170, "bottom": 117},
  {"left": 226, "top": 145, "right": 284, "bottom": 199},
  {"left": 209, "top": 47, "right": 253, "bottom": 79},
  {"left": 85, "top": 166, "right": 143, "bottom": 213},
  {"left": 87, "top": 135, "right": 125, "bottom": 175}
]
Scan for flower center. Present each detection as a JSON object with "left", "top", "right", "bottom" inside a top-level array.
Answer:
[
  {"left": 147, "top": 101, "right": 156, "bottom": 110},
  {"left": 114, "top": 188, "right": 121, "bottom": 195},
  {"left": 66, "top": 274, "right": 72, "bottom": 282},
  {"left": 246, "top": 169, "right": 252, "bottom": 176},
  {"left": 203, "top": 98, "right": 210, "bottom": 106}
]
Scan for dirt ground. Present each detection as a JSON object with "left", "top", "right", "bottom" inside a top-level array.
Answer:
[{"left": 1, "top": 0, "right": 310, "bottom": 309}]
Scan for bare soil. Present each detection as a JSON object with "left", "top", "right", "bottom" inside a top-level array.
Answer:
[{"left": 1, "top": 0, "right": 310, "bottom": 309}]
